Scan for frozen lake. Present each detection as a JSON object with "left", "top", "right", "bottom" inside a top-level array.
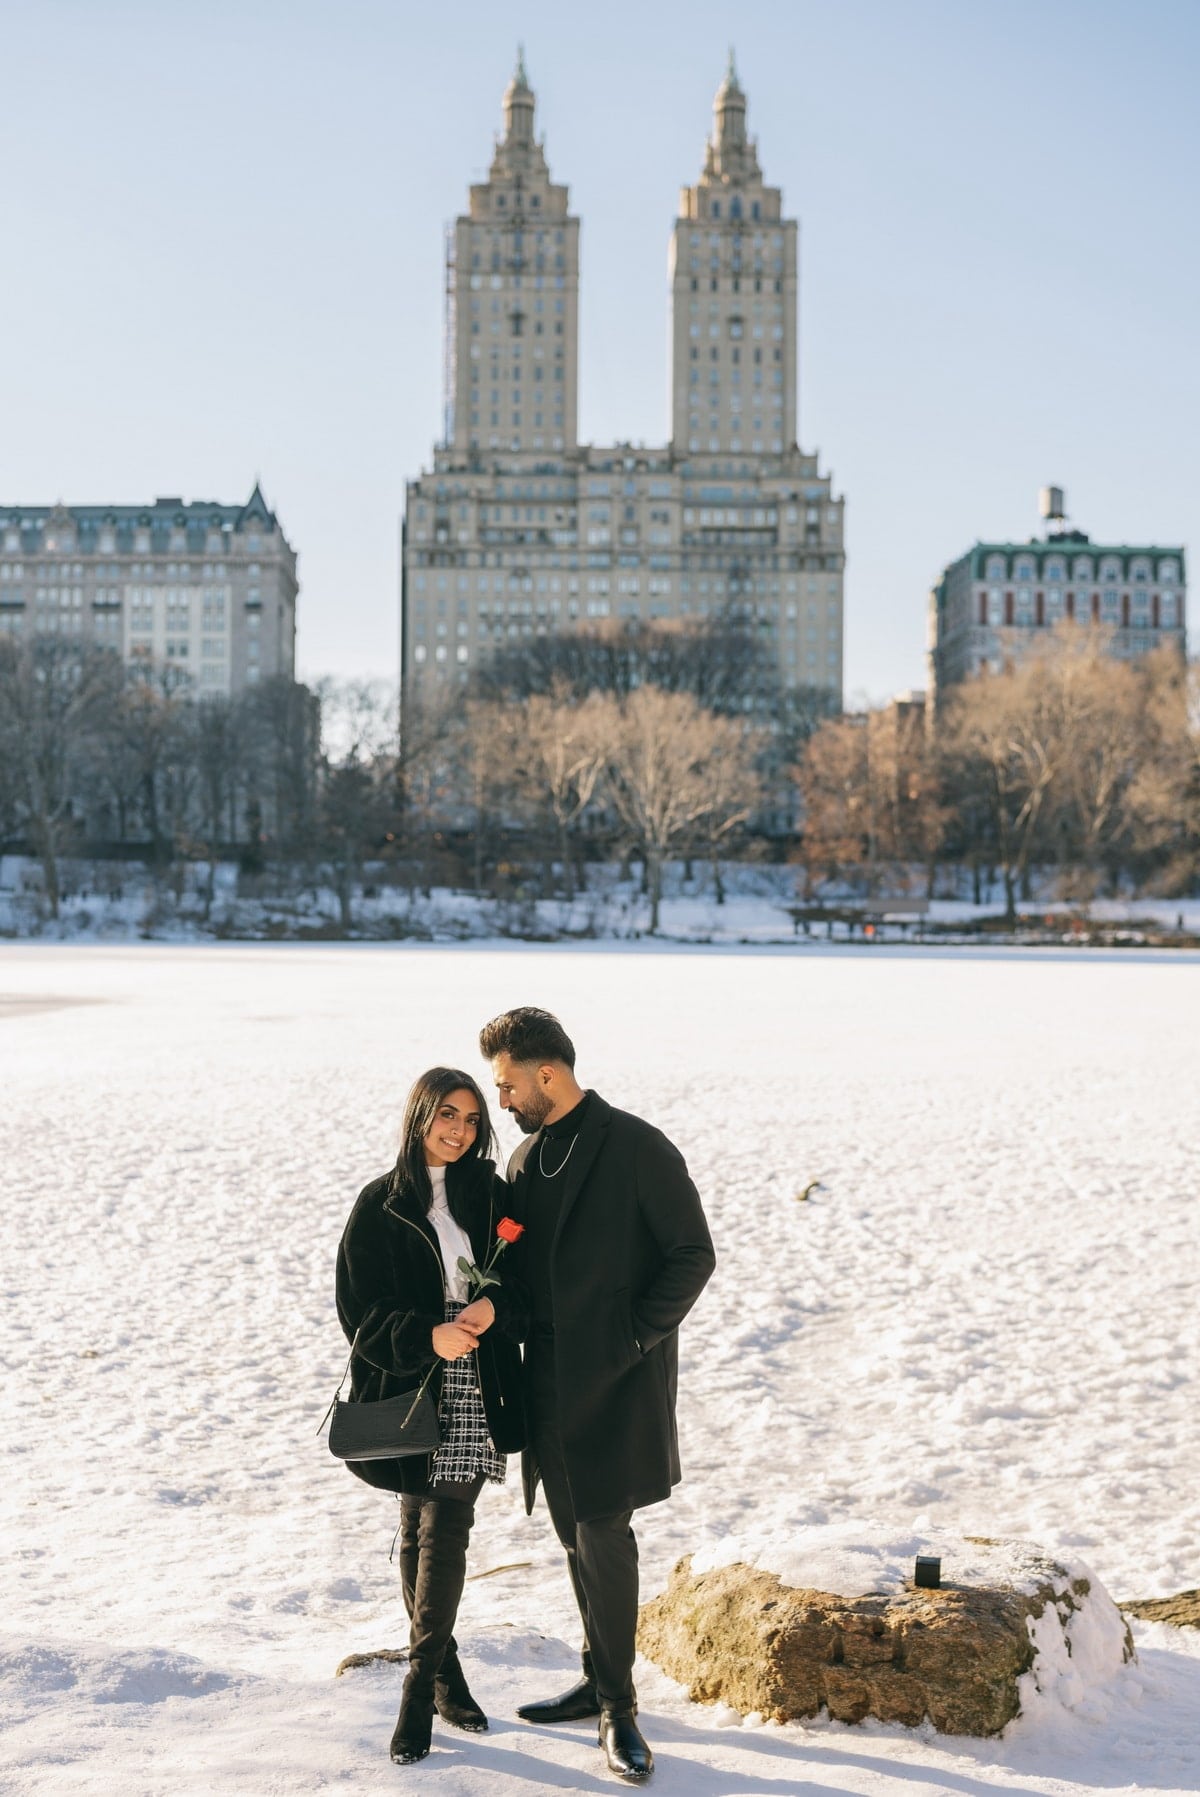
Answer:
[{"left": 2, "top": 943, "right": 1198, "bottom": 1795}]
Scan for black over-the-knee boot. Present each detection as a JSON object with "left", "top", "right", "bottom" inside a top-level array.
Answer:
[
  {"left": 389, "top": 1498, "right": 475, "bottom": 1764},
  {"left": 397, "top": 1496, "right": 486, "bottom": 1733},
  {"left": 398, "top": 1496, "right": 421, "bottom": 1612}
]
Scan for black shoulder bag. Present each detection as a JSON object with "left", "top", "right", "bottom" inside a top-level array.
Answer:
[{"left": 319, "top": 1328, "right": 442, "bottom": 1461}]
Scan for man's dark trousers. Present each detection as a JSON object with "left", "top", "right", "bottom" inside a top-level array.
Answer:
[{"left": 528, "top": 1339, "right": 638, "bottom": 1710}]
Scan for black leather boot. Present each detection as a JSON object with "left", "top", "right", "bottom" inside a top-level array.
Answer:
[
  {"left": 389, "top": 1670, "right": 435, "bottom": 1765},
  {"left": 397, "top": 1497, "right": 487, "bottom": 1733},
  {"left": 397, "top": 1496, "right": 421, "bottom": 1620},
  {"left": 388, "top": 1498, "right": 474, "bottom": 1763},
  {"left": 435, "top": 1646, "right": 488, "bottom": 1733},
  {"left": 599, "top": 1707, "right": 654, "bottom": 1781},
  {"left": 517, "top": 1649, "right": 600, "bottom": 1723}
]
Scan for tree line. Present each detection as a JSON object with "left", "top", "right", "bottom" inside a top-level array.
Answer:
[
  {"left": 1, "top": 619, "right": 1196, "bottom": 927},
  {"left": 799, "top": 628, "right": 1199, "bottom": 915}
]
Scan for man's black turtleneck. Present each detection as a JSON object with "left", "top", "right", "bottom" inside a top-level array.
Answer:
[{"left": 525, "top": 1090, "right": 590, "bottom": 1331}]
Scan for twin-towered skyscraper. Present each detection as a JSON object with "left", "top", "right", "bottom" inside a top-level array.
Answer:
[{"left": 403, "top": 55, "right": 845, "bottom": 698}]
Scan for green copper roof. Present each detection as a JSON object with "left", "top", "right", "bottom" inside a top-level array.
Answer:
[{"left": 954, "top": 539, "right": 1186, "bottom": 582}]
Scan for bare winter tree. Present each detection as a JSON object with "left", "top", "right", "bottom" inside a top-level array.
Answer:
[
  {"left": 794, "top": 712, "right": 870, "bottom": 890},
  {"left": 452, "top": 697, "right": 526, "bottom": 894},
  {"left": 699, "top": 712, "right": 766, "bottom": 902},
  {"left": 1122, "top": 648, "right": 1200, "bottom": 892},
  {"left": 80, "top": 665, "right": 198, "bottom": 867},
  {"left": 399, "top": 686, "right": 478, "bottom": 892},
  {"left": 240, "top": 675, "right": 322, "bottom": 861},
  {"left": 316, "top": 679, "right": 400, "bottom": 926},
  {"left": 795, "top": 700, "right": 950, "bottom": 897},
  {"left": 0, "top": 637, "right": 124, "bottom": 915},
  {"left": 1043, "top": 630, "right": 1142, "bottom": 894},
  {"left": 600, "top": 686, "right": 762, "bottom": 933},
  {"left": 939, "top": 664, "right": 1059, "bottom": 921},
  {"left": 193, "top": 693, "right": 245, "bottom": 850},
  {"left": 474, "top": 609, "right": 784, "bottom": 717},
  {"left": 515, "top": 687, "right": 608, "bottom": 897}
]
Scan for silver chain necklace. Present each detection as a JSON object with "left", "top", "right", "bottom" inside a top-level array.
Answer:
[{"left": 538, "top": 1131, "right": 580, "bottom": 1178}]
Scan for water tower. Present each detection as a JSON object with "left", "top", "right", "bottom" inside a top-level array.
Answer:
[{"left": 1039, "top": 486, "right": 1067, "bottom": 537}]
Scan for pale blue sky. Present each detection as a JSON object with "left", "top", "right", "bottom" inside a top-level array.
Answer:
[{"left": 1, "top": 0, "right": 1195, "bottom": 699}]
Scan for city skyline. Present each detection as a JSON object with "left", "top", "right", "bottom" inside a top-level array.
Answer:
[{"left": 0, "top": 0, "right": 1195, "bottom": 700}]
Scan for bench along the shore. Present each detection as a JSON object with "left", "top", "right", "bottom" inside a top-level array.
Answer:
[{"left": 788, "top": 899, "right": 930, "bottom": 939}]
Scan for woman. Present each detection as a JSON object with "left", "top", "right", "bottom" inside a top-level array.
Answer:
[{"left": 336, "top": 1067, "right": 527, "bottom": 1765}]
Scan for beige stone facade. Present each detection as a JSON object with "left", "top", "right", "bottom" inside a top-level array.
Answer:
[
  {"left": 670, "top": 61, "right": 798, "bottom": 458},
  {"left": 0, "top": 485, "right": 297, "bottom": 697},
  {"left": 446, "top": 52, "right": 579, "bottom": 458},
  {"left": 403, "top": 57, "right": 844, "bottom": 702}
]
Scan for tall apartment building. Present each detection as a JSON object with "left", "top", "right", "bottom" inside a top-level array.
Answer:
[
  {"left": 444, "top": 51, "right": 580, "bottom": 458},
  {"left": 928, "top": 488, "right": 1187, "bottom": 708},
  {"left": 0, "top": 484, "right": 297, "bottom": 697},
  {"left": 668, "top": 66, "right": 798, "bottom": 458},
  {"left": 402, "top": 55, "right": 845, "bottom": 701}
]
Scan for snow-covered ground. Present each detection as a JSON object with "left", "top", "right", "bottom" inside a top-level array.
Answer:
[{"left": 2, "top": 942, "right": 1198, "bottom": 1796}]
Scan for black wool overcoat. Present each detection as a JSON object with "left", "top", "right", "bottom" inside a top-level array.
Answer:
[
  {"left": 334, "top": 1159, "right": 528, "bottom": 1494},
  {"left": 508, "top": 1092, "right": 715, "bottom": 1522}
]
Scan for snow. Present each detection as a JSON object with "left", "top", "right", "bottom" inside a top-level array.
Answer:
[
  {"left": 691, "top": 1522, "right": 1088, "bottom": 1601},
  {"left": 2, "top": 941, "right": 1199, "bottom": 1795},
  {"left": 1017, "top": 1563, "right": 1134, "bottom": 1728},
  {"left": 4, "top": 852, "right": 1200, "bottom": 946}
]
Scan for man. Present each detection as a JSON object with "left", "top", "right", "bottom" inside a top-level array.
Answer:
[{"left": 479, "top": 1006, "right": 715, "bottom": 1784}]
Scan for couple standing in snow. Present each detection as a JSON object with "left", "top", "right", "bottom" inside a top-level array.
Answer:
[{"left": 336, "top": 1004, "right": 716, "bottom": 1781}]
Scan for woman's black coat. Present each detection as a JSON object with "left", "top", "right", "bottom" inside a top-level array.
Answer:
[
  {"left": 335, "top": 1159, "right": 528, "bottom": 1494},
  {"left": 506, "top": 1092, "right": 715, "bottom": 1522}
]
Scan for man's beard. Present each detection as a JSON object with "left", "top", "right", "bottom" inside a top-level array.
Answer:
[{"left": 511, "top": 1091, "right": 554, "bottom": 1135}]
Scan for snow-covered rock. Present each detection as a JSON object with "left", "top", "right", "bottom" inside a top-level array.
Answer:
[{"left": 638, "top": 1531, "right": 1135, "bottom": 1736}]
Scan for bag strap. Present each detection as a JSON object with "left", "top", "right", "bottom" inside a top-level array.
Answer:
[
  {"left": 317, "top": 1317, "right": 441, "bottom": 1437},
  {"left": 316, "top": 1325, "right": 363, "bottom": 1436}
]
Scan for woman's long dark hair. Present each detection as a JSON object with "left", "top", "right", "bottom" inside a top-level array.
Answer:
[{"left": 392, "top": 1066, "right": 495, "bottom": 1225}]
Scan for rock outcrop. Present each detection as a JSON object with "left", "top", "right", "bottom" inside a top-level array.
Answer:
[
  {"left": 638, "top": 1543, "right": 1134, "bottom": 1737},
  {"left": 1120, "top": 1589, "right": 1200, "bottom": 1629}
]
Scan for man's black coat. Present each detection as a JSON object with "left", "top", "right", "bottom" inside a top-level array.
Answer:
[
  {"left": 507, "top": 1092, "right": 715, "bottom": 1522},
  {"left": 334, "top": 1161, "right": 527, "bottom": 1495}
]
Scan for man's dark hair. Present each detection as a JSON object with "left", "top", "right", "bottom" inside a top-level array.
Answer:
[{"left": 479, "top": 1006, "right": 576, "bottom": 1070}]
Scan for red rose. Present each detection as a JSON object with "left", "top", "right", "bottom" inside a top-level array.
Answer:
[{"left": 496, "top": 1217, "right": 525, "bottom": 1244}]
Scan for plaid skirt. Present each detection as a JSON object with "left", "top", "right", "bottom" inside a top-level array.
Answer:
[{"left": 429, "top": 1299, "right": 506, "bottom": 1487}]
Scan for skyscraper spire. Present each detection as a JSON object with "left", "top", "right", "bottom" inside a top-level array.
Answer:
[
  {"left": 502, "top": 45, "right": 535, "bottom": 150},
  {"left": 708, "top": 53, "right": 759, "bottom": 182}
]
